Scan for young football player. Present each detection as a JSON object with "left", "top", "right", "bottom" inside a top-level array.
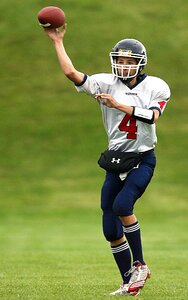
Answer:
[{"left": 43, "top": 24, "right": 170, "bottom": 296}]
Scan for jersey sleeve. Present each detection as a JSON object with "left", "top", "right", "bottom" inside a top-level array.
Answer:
[
  {"left": 75, "top": 74, "right": 102, "bottom": 98},
  {"left": 149, "top": 78, "right": 171, "bottom": 115}
]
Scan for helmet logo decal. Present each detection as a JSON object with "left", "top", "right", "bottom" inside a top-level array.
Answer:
[{"left": 118, "top": 49, "right": 132, "bottom": 56}]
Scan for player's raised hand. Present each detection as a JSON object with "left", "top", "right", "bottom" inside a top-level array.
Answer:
[
  {"left": 44, "top": 23, "right": 67, "bottom": 42},
  {"left": 95, "top": 93, "right": 118, "bottom": 108}
]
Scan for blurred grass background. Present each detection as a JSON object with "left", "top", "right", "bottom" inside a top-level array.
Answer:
[{"left": 0, "top": 0, "right": 188, "bottom": 299}]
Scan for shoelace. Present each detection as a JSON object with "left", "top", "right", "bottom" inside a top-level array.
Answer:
[{"left": 124, "top": 265, "right": 136, "bottom": 278}]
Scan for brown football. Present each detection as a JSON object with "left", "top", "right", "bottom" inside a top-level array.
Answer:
[{"left": 38, "top": 6, "right": 65, "bottom": 28}]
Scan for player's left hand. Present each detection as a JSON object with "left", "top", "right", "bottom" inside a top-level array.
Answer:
[{"left": 95, "top": 93, "right": 118, "bottom": 108}]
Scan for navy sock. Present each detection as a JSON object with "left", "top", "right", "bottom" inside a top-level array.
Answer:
[
  {"left": 111, "top": 241, "right": 132, "bottom": 283},
  {"left": 123, "top": 221, "right": 145, "bottom": 265}
]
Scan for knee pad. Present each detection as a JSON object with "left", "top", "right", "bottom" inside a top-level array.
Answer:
[
  {"left": 103, "top": 227, "right": 121, "bottom": 242},
  {"left": 102, "top": 211, "right": 123, "bottom": 241},
  {"left": 113, "top": 195, "right": 134, "bottom": 216}
]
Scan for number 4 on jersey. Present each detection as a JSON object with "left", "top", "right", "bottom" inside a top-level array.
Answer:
[{"left": 119, "top": 114, "right": 137, "bottom": 139}]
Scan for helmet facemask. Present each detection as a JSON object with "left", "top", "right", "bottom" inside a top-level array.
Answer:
[{"left": 110, "top": 47, "right": 147, "bottom": 80}]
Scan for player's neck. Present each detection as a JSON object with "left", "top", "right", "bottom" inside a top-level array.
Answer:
[
  {"left": 128, "top": 77, "right": 137, "bottom": 87},
  {"left": 121, "top": 77, "right": 137, "bottom": 88}
]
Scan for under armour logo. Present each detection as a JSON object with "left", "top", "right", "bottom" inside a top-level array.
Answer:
[{"left": 111, "top": 158, "right": 121, "bottom": 164}]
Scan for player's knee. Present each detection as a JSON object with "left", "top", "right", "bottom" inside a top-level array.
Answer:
[
  {"left": 103, "top": 228, "right": 122, "bottom": 242},
  {"left": 102, "top": 211, "right": 123, "bottom": 242},
  {"left": 113, "top": 198, "right": 133, "bottom": 216}
]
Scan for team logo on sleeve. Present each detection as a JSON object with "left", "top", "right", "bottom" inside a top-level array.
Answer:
[{"left": 158, "top": 101, "right": 167, "bottom": 110}]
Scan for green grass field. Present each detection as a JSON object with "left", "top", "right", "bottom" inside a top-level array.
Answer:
[{"left": 0, "top": 0, "right": 188, "bottom": 299}]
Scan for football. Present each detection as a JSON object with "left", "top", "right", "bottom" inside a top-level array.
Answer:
[{"left": 37, "top": 6, "right": 66, "bottom": 29}]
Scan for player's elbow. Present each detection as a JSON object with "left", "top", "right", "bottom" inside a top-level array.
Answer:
[
  {"left": 64, "top": 69, "right": 76, "bottom": 80},
  {"left": 65, "top": 70, "right": 85, "bottom": 85}
]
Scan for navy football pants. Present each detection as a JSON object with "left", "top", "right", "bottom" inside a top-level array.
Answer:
[{"left": 101, "top": 150, "right": 156, "bottom": 242}]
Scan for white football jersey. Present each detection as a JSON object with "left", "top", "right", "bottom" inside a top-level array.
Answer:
[{"left": 75, "top": 74, "right": 170, "bottom": 153}]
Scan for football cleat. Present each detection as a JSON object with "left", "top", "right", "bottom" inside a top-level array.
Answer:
[
  {"left": 110, "top": 283, "right": 129, "bottom": 296},
  {"left": 110, "top": 262, "right": 151, "bottom": 296},
  {"left": 110, "top": 283, "right": 141, "bottom": 296},
  {"left": 127, "top": 261, "right": 151, "bottom": 293}
]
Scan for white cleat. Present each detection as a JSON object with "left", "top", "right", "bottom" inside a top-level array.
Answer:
[
  {"left": 110, "top": 283, "right": 130, "bottom": 296},
  {"left": 127, "top": 261, "right": 151, "bottom": 293},
  {"left": 110, "top": 262, "right": 151, "bottom": 296},
  {"left": 110, "top": 283, "right": 141, "bottom": 296}
]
